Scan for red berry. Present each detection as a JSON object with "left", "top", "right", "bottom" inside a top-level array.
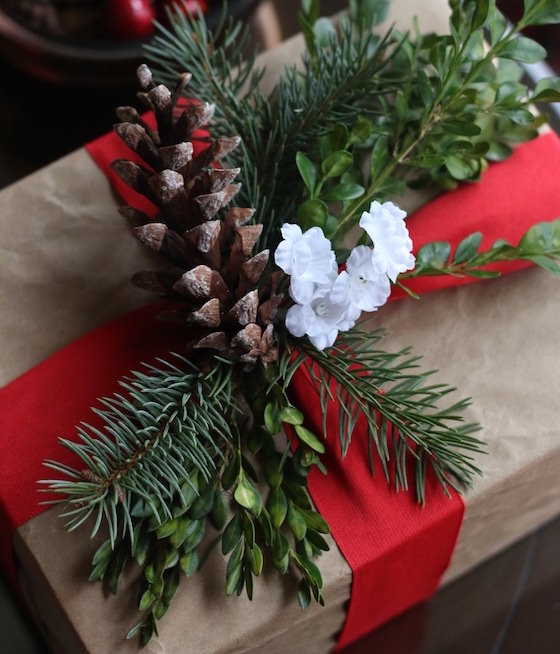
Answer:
[
  {"left": 105, "top": 0, "right": 156, "bottom": 40},
  {"left": 158, "top": 0, "right": 209, "bottom": 23}
]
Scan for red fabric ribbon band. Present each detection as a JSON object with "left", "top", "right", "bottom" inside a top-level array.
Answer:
[{"left": 0, "top": 128, "right": 559, "bottom": 650}]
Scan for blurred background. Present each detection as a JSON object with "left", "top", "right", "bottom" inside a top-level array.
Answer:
[{"left": 0, "top": 1, "right": 559, "bottom": 652}]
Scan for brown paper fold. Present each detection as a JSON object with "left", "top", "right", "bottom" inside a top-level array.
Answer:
[{"left": 2, "top": 1, "right": 560, "bottom": 652}]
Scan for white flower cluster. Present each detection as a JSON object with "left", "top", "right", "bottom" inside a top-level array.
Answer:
[{"left": 274, "top": 201, "right": 415, "bottom": 350}]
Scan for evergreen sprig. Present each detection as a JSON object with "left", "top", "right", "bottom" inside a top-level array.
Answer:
[
  {"left": 147, "top": 3, "right": 399, "bottom": 247},
  {"left": 48, "top": 355, "right": 331, "bottom": 643},
  {"left": 282, "top": 328, "right": 483, "bottom": 503},
  {"left": 43, "top": 357, "right": 237, "bottom": 545},
  {"left": 147, "top": 0, "right": 560, "bottom": 249},
  {"left": 43, "top": 0, "right": 560, "bottom": 647}
]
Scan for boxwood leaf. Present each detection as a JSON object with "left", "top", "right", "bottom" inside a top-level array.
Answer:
[
  {"left": 520, "top": 220, "right": 560, "bottom": 251},
  {"left": 151, "top": 575, "right": 164, "bottom": 599},
  {"left": 258, "top": 508, "right": 273, "bottom": 546},
  {"left": 320, "top": 125, "right": 349, "bottom": 158},
  {"left": 297, "top": 579, "right": 312, "bottom": 610},
  {"left": 463, "top": 269, "right": 501, "bottom": 278},
  {"left": 279, "top": 405, "right": 304, "bottom": 425},
  {"left": 144, "top": 562, "right": 155, "bottom": 584},
  {"left": 306, "top": 529, "right": 330, "bottom": 551},
  {"left": 471, "top": 0, "right": 489, "bottom": 29},
  {"left": 294, "top": 425, "right": 326, "bottom": 454},
  {"left": 321, "top": 151, "right": 353, "bottom": 178},
  {"left": 162, "top": 567, "right": 180, "bottom": 604},
  {"left": 264, "top": 400, "right": 282, "bottom": 434},
  {"left": 221, "top": 455, "right": 238, "bottom": 491},
  {"left": 227, "top": 539, "right": 244, "bottom": 575},
  {"left": 370, "top": 135, "right": 389, "bottom": 180},
  {"left": 287, "top": 502, "right": 308, "bottom": 541},
  {"left": 126, "top": 620, "right": 145, "bottom": 641},
  {"left": 181, "top": 520, "right": 205, "bottom": 554},
  {"left": 249, "top": 543, "right": 264, "bottom": 576},
  {"left": 296, "top": 151, "right": 318, "bottom": 194},
  {"left": 210, "top": 491, "right": 228, "bottom": 531},
  {"left": 532, "top": 76, "right": 560, "bottom": 103},
  {"left": 524, "top": 0, "right": 560, "bottom": 25},
  {"left": 416, "top": 241, "right": 452, "bottom": 269},
  {"left": 179, "top": 474, "right": 199, "bottom": 509},
  {"left": 140, "top": 621, "right": 155, "bottom": 648},
  {"left": 350, "top": 117, "right": 373, "bottom": 145},
  {"left": 445, "top": 155, "right": 473, "bottom": 180},
  {"left": 190, "top": 485, "right": 215, "bottom": 519},
  {"left": 264, "top": 456, "right": 283, "bottom": 488},
  {"left": 242, "top": 512, "right": 256, "bottom": 549},
  {"left": 268, "top": 487, "right": 288, "bottom": 528},
  {"left": 153, "top": 599, "right": 169, "bottom": 621},
  {"left": 273, "top": 530, "right": 290, "bottom": 561},
  {"left": 156, "top": 518, "right": 178, "bottom": 540},
  {"left": 179, "top": 549, "right": 199, "bottom": 577},
  {"left": 453, "top": 232, "right": 483, "bottom": 263},
  {"left": 273, "top": 551, "right": 290, "bottom": 575},
  {"left": 297, "top": 198, "right": 329, "bottom": 229},
  {"left": 300, "top": 508, "right": 330, "bottom": 534},
  {"left": 88, "top": 558, "right": 109, "bottom": 582},
  {"left": 486, "top": 141, "right": 513, "bottom": 161},
  {"left": 523, "top": 255, "right": 560, "bottom": 274},
  {"left": 499, "top": 36, "right": 547, "bottom": 64},
  {"left": 322, "top": 182, "right": 365, "bottom": 201},
  {"left": 225, "top": 559, "right": 242, "bottom": 596},
  {"left": 234, "top": 473, "right": 263, "bottom": 516},
  {"left": 244, "top": 568, "right": 254, "bottom": 599},
  {"left": 164, "top": 547, "right": 179, "bottom": 570},
  {"left": 139, "top": 589, "right": 156, "bottom": 611},
  {"left": 169, "top": 516, "right": 194, "bottom": 548},
  {"left": 489, "top": 7, "right": 507, "bottom": 44},
  {"left": 222, "top": 514, "right": 242, "bottom": 555},
  {"left": 92, "top": 539, "right": 112, "bottom": 566}
]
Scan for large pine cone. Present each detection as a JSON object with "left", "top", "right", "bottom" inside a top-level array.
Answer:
[{"left": 112, "top": 65, "right": 281, "bottom": 364}]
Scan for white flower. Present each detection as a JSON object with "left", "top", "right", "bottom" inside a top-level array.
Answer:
[
  {"left": 359, "top": 200, "right": 415, "bottom": 282},
  {"left": 288, "top": 264, "right": 338, "bottom": 304},
  {"left": 274, "top": 223, "right": 336, "bottom": 283},
  {"left": 285, "top": 290, "right": 360, "bottom": 351},
  {"left": 274, "top": 223, "right": 338, "bottom": 304},
  {"left": 331, "top": 246, "right": 391, "bottom": 312}
]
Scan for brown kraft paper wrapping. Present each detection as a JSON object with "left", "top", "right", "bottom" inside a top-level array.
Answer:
[{"left": 1, "top": 1, "right": 560, "bottom": 652}]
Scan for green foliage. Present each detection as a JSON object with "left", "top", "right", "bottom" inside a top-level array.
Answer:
[
  {"left": 407, "top": 220, "right": 560, "bottom": 279},
  {"left": 148, "top": 1, "right": 560, "bottom": 249},
  {"left": 294, "top": 0, "right": 560, "bottom": 245},
  {"left": 46, "top": 354, "right": 331, "bottom": 645},
  {"left": 44, "top": 0, "right": 560, "bottom": 646},
  {"left": 43, "top": 358, "right": 236, "bottom": 545},
  {"left": 283, "top": 330, "right": 483, "bottom": 503},
  {"left": 146, "top": 3, "right": 398, "bottom": 248}
]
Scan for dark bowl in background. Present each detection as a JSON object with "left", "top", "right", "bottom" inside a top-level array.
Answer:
[{"left": 0, "top": 0, "right": 260, "bottom": 87}]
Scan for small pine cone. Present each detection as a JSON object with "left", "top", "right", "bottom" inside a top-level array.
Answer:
[{"left": 112, "top": 65, "right": 282, "bottom": 364}]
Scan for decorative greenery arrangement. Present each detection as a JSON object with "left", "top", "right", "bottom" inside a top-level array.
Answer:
[{"left": 44, "top": 0, "right": 560, "bottom": 646}]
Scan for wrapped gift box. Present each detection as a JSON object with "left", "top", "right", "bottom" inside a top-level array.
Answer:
[{"left": 2, "top": 1, "right": 560, "bottom": 652}]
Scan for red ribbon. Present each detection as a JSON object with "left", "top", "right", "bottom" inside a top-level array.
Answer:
[
  {"left": 290, "top": 363, "right": 463, "bottom": 649},
  {"left": 1, "top": 128, "right": 559, "bottom": 649}
]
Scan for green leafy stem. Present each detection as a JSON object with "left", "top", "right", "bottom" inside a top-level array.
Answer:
[
  {"left": 407, "top": 220, "right": 560, "bottom": 280},
  {"left": 295, "top": 0, "right": 560, "bottom": 247}
]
